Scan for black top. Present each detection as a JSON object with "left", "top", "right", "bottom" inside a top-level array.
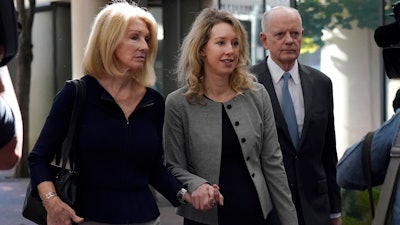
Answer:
[
  {"left": 28, "top": 75, "right": 183, "bottom": 223},
  {"left": 218, "top": 105, "right": 267, "bottom": 225}
]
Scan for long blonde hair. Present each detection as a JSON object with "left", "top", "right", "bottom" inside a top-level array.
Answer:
[
  {"left": 82, "top": 1, "right": 158, "bottom": 87},
  {"left": 176, "top": 8, "right": 254, "bottom": 104}
]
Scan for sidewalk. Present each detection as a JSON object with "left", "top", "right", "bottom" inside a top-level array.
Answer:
[
  {"left": 0, "top": 169, "right": 182, "bottom": 225},
  {"left": 0, "top": 168, "right": 36, "bottom": 225}
]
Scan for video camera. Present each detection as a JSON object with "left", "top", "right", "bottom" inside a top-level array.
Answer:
[
  {"left": 0, "top": 0, "right": 18, "bottom": 67},
  {"left": 374, "top": 1, "right": 400, "bottom": 78},
  {"left": 393, "top": 0, "right": 400, "bottom": 22}
]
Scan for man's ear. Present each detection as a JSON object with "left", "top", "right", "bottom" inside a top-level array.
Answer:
[{"left": 260, "top": 32, "right": 268, "bottom": 50}]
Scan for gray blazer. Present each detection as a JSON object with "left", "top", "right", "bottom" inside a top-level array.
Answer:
[{"left": 164, "top": 82, "right": 298, "bottom": 225}]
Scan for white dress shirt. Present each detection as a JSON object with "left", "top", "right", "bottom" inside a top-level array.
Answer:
[{"left": 267, "top": 57, "right": 305, "bottom": 137}]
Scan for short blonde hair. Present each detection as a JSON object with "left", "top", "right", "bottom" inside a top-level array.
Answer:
[
  {"left": 176, "top": 8, "right": 254, "bottom": 105},
  {"left": 82, "top": 1, "right": 158, "bottom": 87}
]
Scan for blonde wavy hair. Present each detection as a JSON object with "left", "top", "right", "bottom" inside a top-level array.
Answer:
[
  {"left": 82, "top": 0, "right": 158, "bottom": 87},
  {"left": 176, "top": 8, "right": 255, "bottom": 105}
]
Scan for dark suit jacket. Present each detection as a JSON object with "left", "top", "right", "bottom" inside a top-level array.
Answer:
[{"left": 250, "top": 58, "right": 341, "bottom": 225}]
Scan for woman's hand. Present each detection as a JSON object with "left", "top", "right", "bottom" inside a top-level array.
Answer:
[
  {"left": 189, "top": 183, "right": 224, "bottom": 211},
  {"left": 43, "top": 196, "right": 84, "bottom": 225},
  {"left": 38, "top": 181, "right": 84, "bottom": 225},
  {"left": 212, "top": 184, "right": 224, "bottom": 207}
]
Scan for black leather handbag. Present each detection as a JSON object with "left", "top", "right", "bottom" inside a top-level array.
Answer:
[{"left": 22, "top": 79, "right": 85, "bottom": 225}]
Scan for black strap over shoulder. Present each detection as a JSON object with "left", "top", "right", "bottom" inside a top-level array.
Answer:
[
  {"left": 55, "top": 79, "right": 86, "bottom": 169},
  {"left": 362, "top": 131, "right": 375, "bottom": 218}
]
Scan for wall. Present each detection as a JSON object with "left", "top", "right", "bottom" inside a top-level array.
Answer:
[
  {"left": 29, "top": 2, "right": 71, "bottom": 149},
  {"left": 321, "top": 25, "right": 382, "bottom": 158}
]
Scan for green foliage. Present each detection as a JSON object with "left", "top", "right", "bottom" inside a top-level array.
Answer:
[
  {"left": 341, "top": 188, "right": 381, "bottom": 225},
  {"left": 296, "top": 0, "right": 396, "bottom": 52}
]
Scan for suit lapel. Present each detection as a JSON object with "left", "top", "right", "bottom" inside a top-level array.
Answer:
[
  {"left": 298, "top": 64, "right": 313, "bottom": 148},
  {"left": 255, "top": 60, "right": 293, "bottom": 148}
]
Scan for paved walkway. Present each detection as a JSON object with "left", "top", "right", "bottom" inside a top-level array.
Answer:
[{"left": 0, "top": 169, "right": 183, "bottom": 225}]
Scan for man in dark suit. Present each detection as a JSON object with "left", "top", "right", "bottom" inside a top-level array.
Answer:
[{"left": 250, "top": 6, "right": 342, "bottom": 225}]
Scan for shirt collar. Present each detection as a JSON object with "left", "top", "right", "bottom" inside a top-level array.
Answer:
[{"left": 267, "top": 57, "right": 300, "bottom": 84}]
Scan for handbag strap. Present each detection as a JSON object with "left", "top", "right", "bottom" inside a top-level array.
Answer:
[
  {"left": 59, "top": 79, "right": 86, "bottom": 172},
  {"left": 362, "top": 131, "right": 375, "bottom": 218},
  {"left": 372, "top": 130, "right": 400, "bottom": 225}
]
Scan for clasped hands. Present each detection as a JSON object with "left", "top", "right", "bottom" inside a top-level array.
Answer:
[{"left": 187, "top": 183, "right": 224, "bottom": 211}]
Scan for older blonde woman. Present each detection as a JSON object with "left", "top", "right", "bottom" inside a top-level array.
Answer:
[{"left": 28, "top": 1, "right": 190, "bottom": 224}]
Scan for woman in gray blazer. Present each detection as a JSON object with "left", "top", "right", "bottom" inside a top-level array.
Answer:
[{"left": 163, "top": 8, "right": 298, "bottom": 225}]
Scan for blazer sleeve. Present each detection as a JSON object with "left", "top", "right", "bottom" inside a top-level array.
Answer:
[
  {"left": 258, "top": 86, "right": 298, "bottom": 225},
  {"left": 163, "top": 91, "right": 210, "bottom": 193}
]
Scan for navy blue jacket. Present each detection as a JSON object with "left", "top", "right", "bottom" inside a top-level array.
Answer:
[{"left": 28, "top": 75, "right": 183, "bottom": 223}]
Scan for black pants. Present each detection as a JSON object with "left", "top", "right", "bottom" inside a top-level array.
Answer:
[
  {"left": 184, "top": 216, "right": 269, "bottom": 225},
  {"left": 184, "top": 218, "right": 208, "bottom": 225}
]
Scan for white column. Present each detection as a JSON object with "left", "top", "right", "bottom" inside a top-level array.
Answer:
[
  {"left": 71, "top": 0, "right": 108, "bottom": 79},
  {"left": 321, "top": 25, "right": 382, "bottom": 158}
]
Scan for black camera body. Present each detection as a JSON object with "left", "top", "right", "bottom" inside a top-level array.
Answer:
[
  {"left": 0, "top": 0, "right": 18, "bottom": 66},
  {"left": 374, "top": 1, "right": 400, "bottom": 79},
  {"left": 392, "top": 1, "right": 400, "bottom": 22}
]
